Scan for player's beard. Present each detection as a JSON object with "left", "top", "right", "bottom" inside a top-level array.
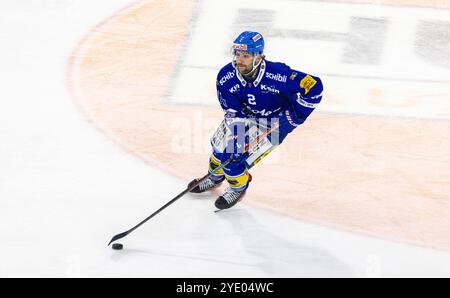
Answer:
[{"left": 237, "top": 63, "right": 251, "bottom": 75}]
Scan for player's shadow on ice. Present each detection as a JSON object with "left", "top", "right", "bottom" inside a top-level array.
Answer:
[{"left": 216, "top": 208, "right": 353, "bottom": 277}]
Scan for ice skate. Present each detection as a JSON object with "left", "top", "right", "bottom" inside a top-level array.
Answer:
[{"left": 188, "top": 175, "right": 225, "bottom": 193}]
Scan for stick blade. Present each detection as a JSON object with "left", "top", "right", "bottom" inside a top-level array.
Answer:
[{"left": 108, "top": 231, "right": 129, "bottom": 246}]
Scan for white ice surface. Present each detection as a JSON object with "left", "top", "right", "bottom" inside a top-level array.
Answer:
[{"left": 1, "top": 0, "right": 450, "bottom": 277}]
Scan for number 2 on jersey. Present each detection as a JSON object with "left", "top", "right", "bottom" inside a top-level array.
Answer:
[{"left": 247, "top": 94, "right": 256, "bottom": 105}]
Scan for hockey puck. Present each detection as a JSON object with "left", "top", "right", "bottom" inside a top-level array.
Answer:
[{"left": 112, "top": 243, "right": 123, "bottom": 250}]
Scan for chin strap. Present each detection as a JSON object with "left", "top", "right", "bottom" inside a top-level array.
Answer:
[
  {"left": 243, "top": 55, "right": 263, "bottom": 79},
  {"left": 249, "top": 54, "right": 263, "bottom": 74},
  {"left": 232, "top": 53, "right": 265, "bottom": 77}
]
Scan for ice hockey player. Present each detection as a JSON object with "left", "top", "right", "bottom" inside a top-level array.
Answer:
[{"left": 188, "top": 31, "right": 323, "bottom": 210}]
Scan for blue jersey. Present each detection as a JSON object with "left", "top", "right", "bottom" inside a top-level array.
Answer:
[{"left": 216, "top": 60, "right": 323, "bottom": 122}]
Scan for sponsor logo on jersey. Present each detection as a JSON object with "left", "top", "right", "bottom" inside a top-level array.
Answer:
[
  {"left": 289, "top": 72, "right": 297, "bottom": 80},
  {"left": 243, "top": 105, "right": 282, "bottom": 117},
  {"left": 252, "top": 34, "right": 262, "bottom": 42},
  {"left": 265, "top": 72, "right": 287, "bottom": 83},
  {"left": 299, "top": 75, "right": 317, "bottom": 95},
  {"left": 217, "top": 90, "right": 228, "bottom": 108},
  {"left": 219, "top": 71, "right": 235, "bottom": 86},
  {"left": 229, "top": 84, "right": 240, "bottom": 93},
  {"left": 297, "top": 97, "right": 318, "bottom": 109},
  {"left": 260, "top": 84, "right": 280, "bottom": 94},
  {"left": 232, "top": 43, "right": 247, "bottom": 51}
]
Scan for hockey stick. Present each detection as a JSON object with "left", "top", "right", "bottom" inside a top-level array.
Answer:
[
  {"left": 107, "top": 121, "right": 280, "bottom": 246},
  {"left": 107, "top": 161, "right": 230, "bottom": 246}
]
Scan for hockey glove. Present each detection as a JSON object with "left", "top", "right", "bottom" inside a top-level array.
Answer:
[
  {"left": 272, "top": 107, "right": 304, "bottom": 144},
  {"left": 279, "top": 107, "right": 304, "bottom": 133}
]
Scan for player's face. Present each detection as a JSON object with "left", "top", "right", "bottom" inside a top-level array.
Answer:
[{"left": 235, "top": 51, "right": 260, "bottom": 75}]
